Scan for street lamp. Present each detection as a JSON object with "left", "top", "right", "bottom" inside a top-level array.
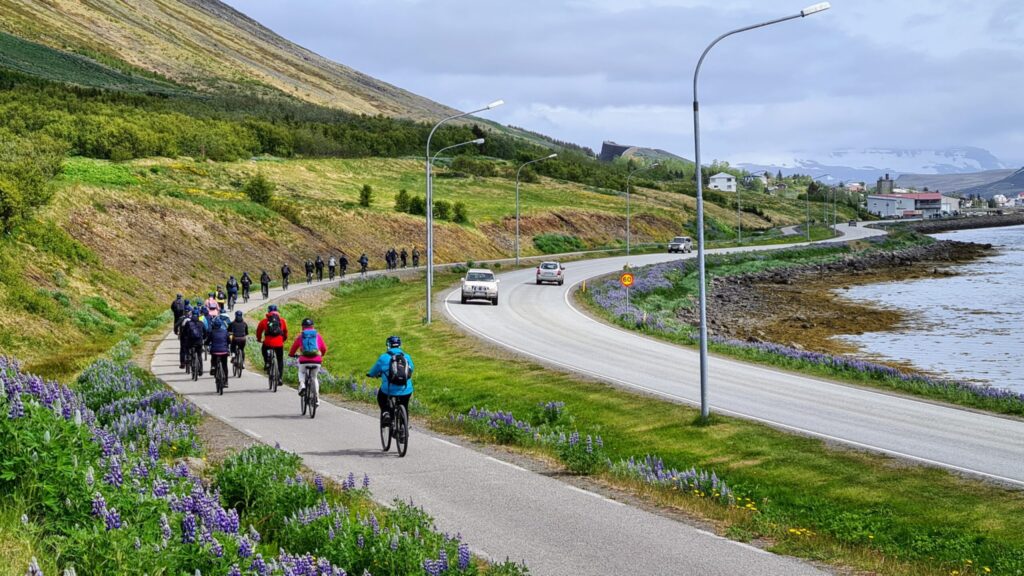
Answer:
[
  {"left": 425, "top": 99, "right": 503, "bottom": 324},
  {"left": 690, "top": 2, "right": 830, "bottom": 420},
  {"left": 810, "top": 173, "right": 831, "bottom": 241},
  {"left": 515, "top": 153, "right": 558, "bottom": 266},
  {"left": 431, "top": 138, "right": 485, "bottom": 166},
  {"left": 626, "top": 162, "right": 660, "bottom": 256}
]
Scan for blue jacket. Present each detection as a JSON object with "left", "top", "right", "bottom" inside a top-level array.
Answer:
[
  {"left": 368, "top": 347, "right": 414, "bottom": 396},
  {"left": 207, "top": 321, "right": 231, "bottom": 355}
]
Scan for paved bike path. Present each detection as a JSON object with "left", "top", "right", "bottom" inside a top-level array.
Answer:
[{"left": 151, "top": 276, "right": 824, "bottom": 575}]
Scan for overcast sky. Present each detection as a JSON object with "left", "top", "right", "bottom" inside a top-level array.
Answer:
[{"left": 224, "top": 1, "right": 1024, "bottom": 166}]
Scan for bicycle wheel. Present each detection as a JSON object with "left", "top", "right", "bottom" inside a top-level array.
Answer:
[
  {"left": 308, "top": 384, "right": 317, "bottom": 419},
  {"left": 216, "top": 364, "right": 224, "bottom": 395},
  {"left": 380, "top": 411, "right": 392, "bottom": 452},
  {"left": 192, "top": 352, "right": 201, "bottom": 382},
  {"left": 268, "top": 355, "right": 277, "bottom": 392},
  {"left": 185, "top": 352, "right": 191, "bottom": 375},
  {"left": 396, "top": 405, "right": 409, "bottom": 457}
]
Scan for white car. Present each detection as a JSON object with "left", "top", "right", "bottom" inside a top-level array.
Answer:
[
  {"left": 461, "top": 268, "right": 500, "bottom": 305},
  {"left": 536, "top": 261, "right": 565, "bottom": 285},
  {"left": 667, "top": 236, "right": 693, "bottom": 253}
]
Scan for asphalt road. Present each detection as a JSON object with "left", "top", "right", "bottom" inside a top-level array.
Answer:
[
  {"left": 445, "top": 223, "right": 1024, "bottom": 486},
  {"left": 150, "top": 275, "right": 825, "bottom": 575}
]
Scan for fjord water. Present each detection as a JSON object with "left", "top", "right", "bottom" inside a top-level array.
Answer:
[{"left": 839, "top": 224, "right": 1024, "bottom": 392}]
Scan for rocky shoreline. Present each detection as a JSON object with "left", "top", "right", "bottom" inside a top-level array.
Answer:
[
  {"left": 883, "top": 212, "right": 1024, "bottom": 234},
  {"left": 678, "top": 240, "right": 992, "bottom": 353}
]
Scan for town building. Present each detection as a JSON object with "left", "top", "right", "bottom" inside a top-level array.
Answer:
[
  {"left": 709, "top": 172, "right": 737, "bottom": 193},
  {"left": 940, "top": 195, "right": 962, "bottom": 214},
  {"left": 845, "top": 182, "right": 865, "bottom": 192},
  {"left": 876, "top": 173, "right": 895, "bottom": 195},
  {"left": 866, "top": 192, "right": 942, "bottom": 218},
  {"left": 993, "top": 194, "right": 1010, "bottom": 207}
]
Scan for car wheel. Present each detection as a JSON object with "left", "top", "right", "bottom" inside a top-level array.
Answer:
[
  {"left": 536, "top": 279, "right": 542, "bottom": 285},
  {"left": 461, "top": 295, "right": 467, "bottom": 304},
  {"left": 559, "top": 280, "right": 564, "bottom": 286},
  {"left": 492, "top": 296, "right": 499, "bottom": 306}
]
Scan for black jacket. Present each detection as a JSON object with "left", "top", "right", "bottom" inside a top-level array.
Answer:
[
  {"left": 228, "top": 319, "right": 249, "bottom": 341},
  {"left": 260, "top": 272, "right": 271, "bottom": 284}
]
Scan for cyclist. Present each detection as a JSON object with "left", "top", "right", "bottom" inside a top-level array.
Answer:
[
  {"left": 215, "top": 286, "right": 227, "bottom": 311},
  {"left": 288, "top": 318, "right": 327, "bottom": 406},
  {"left": 368, "top": 335, "right": 414, "bottom": 427},
  {"left": 184, "top": 308, "right": 207, "bottom": 374},
  {"left": 315, "top": 255, "right": 325, "bottom": 282},
  {"left": 240, "top": 272, "right": 252, "bottom": 303},
  {"left": 400, "top": 248, "right": 408, "bottom": 268},
  {"left": 281, "top": 263, "right": 291, "bottom": 290},
  {"left": 204, "top": 292, "right": 218, "bottom": 312},
  {"left": 260, "top": 270, "right": 271, "bottom": 299},
  {"left": 207, "top": 316, "right": 231, "bottom": 387},
  {"left": 412, "top": 247, "right": 420, "bottom": 267},
  {"left": 256, "top": 304, "right": 288, "bottom": 378},
  {"left": 226, "top": 276, "right": 239, "bottom": 310},
  {"left": 304, "top": 259, "right": 314, "bottom": 285},
  {"left": 171, "top": 294, "right": 185, "bottom": 332},
  {"left": 358, "top": 253, "right": 369, "bottom": 276},
  {"left": 177, "top": 308, "right": 194, "bottom": 369},
  {"left": 328, "top": 256, "right": 336, "bottom": 280},
  {"left": 339, "top": 254, "right": 349, "bottom": 277},
  {"left": 228, "top": 310, "right": 249, "bottom": 371}
]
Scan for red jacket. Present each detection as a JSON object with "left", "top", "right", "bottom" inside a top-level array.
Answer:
[{"left": 256, "top": 312, "right": 288, "bottom": 348}]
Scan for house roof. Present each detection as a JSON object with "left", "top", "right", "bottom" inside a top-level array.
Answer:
[
  {"left": 871, "top": 193, "right": 942, "bottom": 201},
  {"left": 709, "top": 172, "right": 735, "bottom": 179}
]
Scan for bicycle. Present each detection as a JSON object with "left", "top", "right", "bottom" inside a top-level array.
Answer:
[
  {"left": 190, "top": 347, "right": 203, "bottom": 382},
  {"left": 232, "top": 346, "right": 245, "bottom": 378},
  {"left": 306, "top": 271, "right": 313, "bottom": 285},
  {"left": 282, "top": 276, "right": 290, "bottom": 291},
  {"left": 261, "top": 284, "right": 269, "bottom": 299},
  {"left": 298, "top": 364, "right": 318, "bottom": 419},
  {"left": 266, "top": 350, "right": 280, "bottom": 392},
  {"left": 380, "top": 395, "right": 409, "bottom": 457},
  {"left": 227, "top": 293, "right": 237, "bottom": 311},
  {"left": 213, "top": 356, "right": 227, "bottom": 395},
  {"left": 242, "top": 286, "right": 250, "bottom": 304}
]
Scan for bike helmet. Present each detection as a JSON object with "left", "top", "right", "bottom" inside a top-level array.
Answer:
[
  {"left": 386, "top": 335, "right": 402, "bottom": 349},
  {"left": 302, "top": 318, "right": 314, "bottom": 328},
  {"left": 209, "top": 292, "right": 215, "bottom": 297},
  {"left": 184, "top": 299, "right": 191, "bottom": 306},
  {"left": 235, "top": 311, "right": 243, "bottom": 319},
  {"left": 268, "top": 304, "right": 278, "bottom": 312}
]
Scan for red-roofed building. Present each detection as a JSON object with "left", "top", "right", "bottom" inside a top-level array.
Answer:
[{"left": 867, "top": 192, "right": 942, "bottom": 218}]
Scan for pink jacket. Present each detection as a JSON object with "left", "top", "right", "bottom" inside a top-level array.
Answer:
[{"left": 288, "top": 329, "right": 327, "bottom": 364}]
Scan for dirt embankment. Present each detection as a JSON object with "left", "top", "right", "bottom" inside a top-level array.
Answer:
[
  {"left": 888, "top": 213, "right": 1024, "bottom": 234},
  {"left": 679, "top": 240, "right": 992, "bottom": 354}
]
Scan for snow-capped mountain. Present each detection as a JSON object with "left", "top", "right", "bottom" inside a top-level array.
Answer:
[{"left": 738, "top": 147, "right": 1008, "bottom": 183}]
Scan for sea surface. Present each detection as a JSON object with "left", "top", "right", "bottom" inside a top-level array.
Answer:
[{"left": 838, "top": 224, "right": 1024, "bottom": 392}]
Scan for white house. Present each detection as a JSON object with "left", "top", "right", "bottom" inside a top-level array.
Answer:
[
  {"left": 940, "top": 195, "right": 962, "bottom": 214},
  {"left": 708, "top": 172, "right": 737, "bottom": 193},
  {"left": 1014, "top": 193, "right": 1024, "bottom": 207},
  {"left": 867, "top": 193, "right": 942, "bottom": 218},
  {"left": 993, "top": 194, "right": 1010, "bottom": 207}
]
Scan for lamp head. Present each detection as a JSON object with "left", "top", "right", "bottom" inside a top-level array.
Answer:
[
  {"left": 486, "top": 99, "right": 505, "bottom": 110},
  {"left": 801, "top": 2, "right": 830, "bottom": 17},
  {"left": 472, "top": 138, "right": 486, "bottom": 145},
  {"left": 546, "top": 153, "right": 558, "bottom": 159}
]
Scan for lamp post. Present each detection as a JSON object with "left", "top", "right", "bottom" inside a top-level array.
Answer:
[
  {"left": 691, "top": 2, "right": 830, "bottom": 420},
  {"left": 515, "top": 153, "right": 558, "bottom": 266},
  {"left": 810, "top": 173, "right": 831, "bottom": 241},
  {"left": 431, "top": 138, "right": 485, "bottom": 167},
  {"left": 425, "top": 99, "right": 503, "bottom": 324},
  {"left": 625, "top": 162, "right": 660, "bottom": 256}
]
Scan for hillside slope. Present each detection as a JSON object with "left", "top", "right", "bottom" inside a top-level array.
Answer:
[{"left": 0, "top": 0, "right": 458, "bottom": 119}]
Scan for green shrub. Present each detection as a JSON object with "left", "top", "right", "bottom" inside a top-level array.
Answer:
[
  {"left": 359, "top": 183, "right": 373, "bottom": 207},
  {"left": 533, "top": 233, "right": 585, "bottom": 254},
  {"left": 394, "top": 188, "right": 410, "bottom": 212},
  {"left": 408, "top": 195, "right": 426, "bottom": 216},
  {"left": 452, "top": 201, "right": 469, "bottom": 223},
  {"left": 243, "top": 172, "right": 275, "bottom": 205},
  {"left": 434, "top": 199, "right": 452, "bottom": 220}
]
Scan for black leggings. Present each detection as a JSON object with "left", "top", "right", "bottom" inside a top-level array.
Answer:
[
  {"left": 211, "top": 354, "right": 228, "bottom": 379},
  {"left": 377, "top": 389, "right": 411, "bottom": 416},
  {"left": 262, "top": 345, "right": 284, "bottom": 374}
]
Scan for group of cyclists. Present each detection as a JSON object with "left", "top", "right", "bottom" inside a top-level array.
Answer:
[{"left": 169, "top": 270, "right": 415, "bottom": 452}]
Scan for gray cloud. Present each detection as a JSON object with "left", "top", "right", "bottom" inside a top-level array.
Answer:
[{"left": 224, "top": 1, "right": 1024, "bottom": 166}]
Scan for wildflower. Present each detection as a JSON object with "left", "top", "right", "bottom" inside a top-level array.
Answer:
[
  {"left": 437, "top": 549, "right": 449, "bottom": 571},
  {"left": 181, "top": 512, "right": 197, "bottom": 544},
  {"left": 390, "top": 536, "right": 399, "bottom": 551},
  {"left": 90, "top": 492, "right": 106, "bottom": 517},
  {"left": 458, "top": 542, "right": 472, "bottom": 570},
  {"left": 357, "top": 534, "right": 365, "bottom": 548},
  {"left": 20, "top": 514, "right": 28, "bottom": 525},
  {"left": 227, "top": 566, "right": 242, "bottom": 576},
  {"left": 26, "top": 557, "right": 43, "bottom": 576},
  {"left": 104, "top": 507, "right": 122, "bottom": 531},
  {"left": 362, "top": 473, "right": 370, "bottom": 489},
  {"left": 160, "top": 513, "right": 172, "bottom": 543},
  {"left": 314, "top": 475, "right": 325, "bottom": 493}
]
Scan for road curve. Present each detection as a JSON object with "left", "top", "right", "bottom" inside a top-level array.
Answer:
[
  {"left": 150, "top": 272, "right": 824, "bottom": 575},
  {"left": 445, "top": 223, "right": 1024, "bottom": 486}
]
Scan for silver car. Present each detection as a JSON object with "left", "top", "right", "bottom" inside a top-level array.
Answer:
[
  {"left": 461, "top": 268, "right": 500, "bottom": 305},
  {"left": 536, "top": 261, "right": 565, "bottom": 285},
  {"left": 667, "top": 236, "right": 693, "bottom": 253}
]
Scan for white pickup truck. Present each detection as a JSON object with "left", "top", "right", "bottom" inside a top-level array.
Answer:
[
  {"left": 460, "top": 268, "right": 500, "bottom": 305},
  {"left": 667, "top": 236, "right": 693, "bottom": 253}
]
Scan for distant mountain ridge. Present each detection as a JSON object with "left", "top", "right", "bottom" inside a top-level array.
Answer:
[
  {"left": 959, "top": 168, "right": 1024, "bottom": 198},
  {"left": 0, "top": 0, "right": 459, "bottom": 120},
  {"left": 599, "top": 141, "right": 692, "bottom": 165},
  {"left": 738, "top": 147, "right": 1008, "bottom": 183},
  {"left": 894, "top": 170, "right": 1017, "bottom": 194}
]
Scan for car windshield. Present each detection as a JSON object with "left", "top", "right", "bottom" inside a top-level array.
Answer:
[
  {"left": 672, "top": 237, "right": 690, "bottom": 243},
  {"left": 466, "top": 272, "right": 494, "bottom": 282},
  {"left": 540, "top": 263, "right": 559, "bottom": 270}
]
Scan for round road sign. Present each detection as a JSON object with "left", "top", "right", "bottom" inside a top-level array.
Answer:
[{"left": 620, "top": 272, "right": 635, "bottom": 288}]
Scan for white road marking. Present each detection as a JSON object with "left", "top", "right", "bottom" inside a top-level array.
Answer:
[
  {"left": 485, "top": 456, "right": 528, "bottom": 472},
  {"left": 433, "top": 437, "right": 463, "bottom": 449},
  {"left": 243, "top": 429, "right": 262, "bottom": 439}
]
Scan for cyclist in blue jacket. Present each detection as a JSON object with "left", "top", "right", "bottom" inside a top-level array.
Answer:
[{"left": 367, "top": 335, "right": 414, "bottom": 426}]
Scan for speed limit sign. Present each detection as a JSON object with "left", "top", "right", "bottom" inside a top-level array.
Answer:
[{"left": 620, "top": 272, "right": 635, "bottom": 288}]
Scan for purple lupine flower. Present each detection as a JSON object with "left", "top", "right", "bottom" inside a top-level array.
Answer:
[
  {"left": 357, "top": 534, "right": 365, "bottom": 548},
  {"left": 210, "top": 537, "right": 223, "bottom": 558},
  {"left": 26, "top": 557, "right": 43, "bottom": 576},
  {"left": 458, "top": 543, "right": 471, "bottom": 570},
  {"left": 248, "top": 524, "right": 262, "bottom": 543},
  {"left": 238, "top": 536, "right": 253, "bottom": 558},
  {"left": 423, "top": 560, "right": 440, "bottom": 576},
  {"left": 390, "top": 536, "right": 399, "bottom": 551},
  {"left": 369, "top": 514, "right": 379, "bottom": 536},
  {"left": 227, "top": 566, "right": 242, "bottom": 576},
  {"left": 181, "top": 512, "right": 197, "bottom": 544},
  {"left": 104, "top": 507, "right": 122, "bottom": 531},
  {"left": 160, "top": 513, "right": 172, "bottom": 543},
  {"left": 8, "top": 391, "right": 24, "bottom": 419},
  {"left": 362, "top": 473, "right": 370, "bottom": 489},
  {"left": 314, "top": 475, "right": 325, "bottom": 493},
  {"left": 91, "top": 492, "right": 106, "bottom": 517},
  {"left": 250, "top": 554, "right": 269, "bottom": 576},
  {"left": 328, "top": 525, "right": 336, "bottom": 540},
  {"left": 343, "top": 472, "right": 356, "bottom": 490},
  {"left": 437, "top": 549, "right": 449, "bottom": 572},
  {"left": 134, "top": 537, "right": 141, "bottom": 550}
]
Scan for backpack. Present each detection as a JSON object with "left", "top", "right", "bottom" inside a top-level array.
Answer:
[
  {"left": 265, "top": 314, "right": 283, "bottom": 337},
  {"left": 300, "top": 329, "right": 320, "bottom": 357},
  {"left": 187, "top": 319, "right": 205, "bottom": 342},
  {"left": 388, "top": 352, "right": 411, "bottom": 387}
]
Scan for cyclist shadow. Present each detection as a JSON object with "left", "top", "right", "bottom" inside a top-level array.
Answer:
[{"left": 303, "top": 449, "right": 396, "bottom": 459}]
